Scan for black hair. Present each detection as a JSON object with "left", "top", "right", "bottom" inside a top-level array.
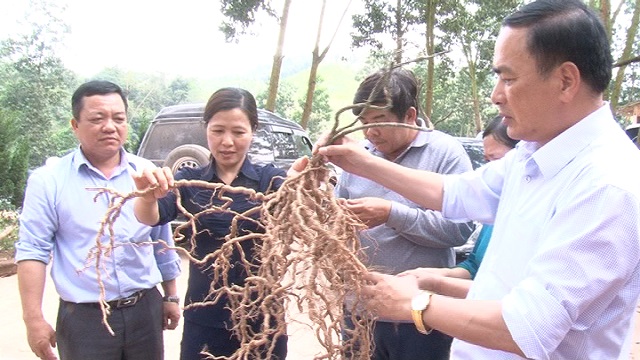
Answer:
[
  {"left": 71, "top": 80, "right": 128, "bottom": 120},
  {"left": 352, "top": 67, "right": 419, "bottom": 122},
  {"left": 483, "top": 115, "right": 518, "bottom": 149},
  {"left": 503, "top": 0, "right": 612, "bottom": 93},
  {"left": 203, "top": 87, "right": 259, "bottom": 131}
]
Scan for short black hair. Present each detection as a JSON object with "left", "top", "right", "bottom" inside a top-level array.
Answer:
[
  {"left": 71, "top": 80, "right": 128, "bottom": 120},
  {"left": 352, "top": 67, "right": 419, "bottom": 122},
  {"left": 503, "top": 0, "right": 612, "bottom": 93}
]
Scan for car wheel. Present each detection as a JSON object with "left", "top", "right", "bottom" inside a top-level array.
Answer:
[{"left": 163, "top": 144, "right": 211, "bottom": 174}]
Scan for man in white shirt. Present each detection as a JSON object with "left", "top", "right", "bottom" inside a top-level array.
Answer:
[{"left": 310, "top": 0, "right": 640, "bottom": 358}]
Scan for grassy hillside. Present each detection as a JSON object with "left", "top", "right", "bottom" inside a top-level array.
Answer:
[
  {"left": 284, "top": 60, "right": 364, "bottom": 134},
  {"left": 186, "top": 59, "right": 366, "bottom": 138}
]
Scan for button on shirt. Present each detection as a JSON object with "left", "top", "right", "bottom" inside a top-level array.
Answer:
[
  {"left": 15, "top": 148, "right": 181, "bottom": 303},
  {"left": 442, "top": 104, "right": 640, "bottom": 359}
]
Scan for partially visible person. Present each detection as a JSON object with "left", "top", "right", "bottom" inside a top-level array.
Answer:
[
  {"left": 338, "top": 67, "right": 473, "bottom": 360},
  {"left": 132, "top": 87, "right": 288, "bottom": 359},
  {"left": 15, "top": 80, "right": 181, "bottom": 360},
  {"left": 307, "top": 0, "right": 640, "bottom": 358},
  {"left": 401, "top": 115, "right": 518, "bottom": 299}
]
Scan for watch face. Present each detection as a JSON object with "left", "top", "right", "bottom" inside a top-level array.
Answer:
[{"left": 411, "top": 291, "right": 431, "bottom": 310}]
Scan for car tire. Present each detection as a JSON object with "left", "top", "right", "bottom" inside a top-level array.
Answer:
[{"left": 163, "top": 144, "right": 210, "bottom": 174}]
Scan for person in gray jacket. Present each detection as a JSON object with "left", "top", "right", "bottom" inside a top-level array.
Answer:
[{"left": 337, "top": 67, "right": 473, "bottom": 360}]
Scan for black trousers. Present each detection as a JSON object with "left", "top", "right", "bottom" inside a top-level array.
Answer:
[
  {"left": 344, "top": 315, "right": 452, "bottom": 360},
  {"left": 56, "top": 287, "right": 164, "bottom": 360}
]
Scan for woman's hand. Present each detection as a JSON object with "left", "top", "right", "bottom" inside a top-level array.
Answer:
[{"left": 133, "top": 167, "right": 175, "bottom": 202}]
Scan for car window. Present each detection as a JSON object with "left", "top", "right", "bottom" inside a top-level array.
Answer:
[
  {"left": 141, "top": 120, "right": 206, "bottom": 161},
  {"left": 248, "top": 128, "right": 277, "bottom": 164},
  {"left": 461, "top": 142, "right": 486, "bottom": 170},
  {"left": 271, "top": 131, "right": 312, "bottom": 160}
]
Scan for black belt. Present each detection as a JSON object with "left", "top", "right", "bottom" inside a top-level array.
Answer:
[
  {"left": 107, "top": 288, "right": 149, "bottom": 309},
  {"left": 65, "top": 288, "right": 152, "bottom": 310}
]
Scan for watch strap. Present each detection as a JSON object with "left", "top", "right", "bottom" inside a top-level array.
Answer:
[
  {"left": 411, "top": 291, "right": 433, "bottom": 335},
  {"left": 163, "top": 295, "right": 180, "bottom": 304}
]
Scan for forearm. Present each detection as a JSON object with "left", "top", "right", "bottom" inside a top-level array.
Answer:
[
  {"left": 424, "top": 273, "right": 472, "bottom": 299},
  {"left": 17, "top": 260, "right": 47, "bottom": 323},
  {"left": 425, "top": 296, "right": 524, "bottom": 356},
  {"left": 133, "top": 197, "right": 161, "bottom": 226},
  {"left": 389, "top": 204, "right": 471, "bottom": 248},
  {"left": 357, "top": 156, "right": 445, "bottom": 211},
  {"left": 160, "top": 278, "right": 178, "bottom": 297}
]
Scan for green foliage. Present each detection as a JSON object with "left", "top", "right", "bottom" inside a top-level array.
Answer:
[
  {"left": 256, "top": 77, "right": 332, "bottom": 141},
  {"left": 257, "top": 81, "right": 297, "bottom": 118},
  {"left": 0, "top": 0, "right": 77, "bottom": 168},
  {"left": 92, "top": 68, "right": 194, "bottom": 153},
  {"left": 351, "top": 0, "right": 423, "bottom": 52},
  {"left": 219, "top": 0, "right": 277, "bottom": 41},
  {"left": 292, "top": 77, "right": 333, "bottom": 141},
  {"left": 0, "top": 109, "right": 30, "bottom": 208}
]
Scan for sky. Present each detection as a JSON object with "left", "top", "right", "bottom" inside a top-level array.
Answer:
[{"left": 1, "top": 0, "right": 362, "bottom": 78}]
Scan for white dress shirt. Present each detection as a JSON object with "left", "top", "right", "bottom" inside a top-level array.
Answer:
[{"left": 442, "top": 104, "right": 640, "bottom": 359}]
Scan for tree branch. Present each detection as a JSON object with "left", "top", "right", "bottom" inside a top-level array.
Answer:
[{"left": 614, "top": 54, "right": 640, "bottom": 68}]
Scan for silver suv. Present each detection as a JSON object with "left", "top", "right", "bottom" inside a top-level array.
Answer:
[{"left": 137, "top": 103, "right": 313, "bottom": 173}]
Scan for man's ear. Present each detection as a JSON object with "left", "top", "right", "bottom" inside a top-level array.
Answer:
[
  {"left": 558, "top": 61, "right": 581, "bottom": 102},
  {"left": 70, "top": 118, "right": 78, "bottom": 130},
  {"left": 405, "top": 107, "right": 418, "bottom": 124}
]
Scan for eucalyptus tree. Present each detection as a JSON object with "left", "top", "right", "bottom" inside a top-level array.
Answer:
[
  {"left": 439, "top": 0, "right": 518, "bottom": 134},
  {"left": 351, "top": 0, "right": 459, "bottom": 123},
  {"left": 219, "top": 0, "right": 292, "bottom": 112},
  {"left": 299, "top": 0, "right": 352, "bottom": 130},
  {"left": 595, "top": 0, "right": 640, "bottom": 112}
]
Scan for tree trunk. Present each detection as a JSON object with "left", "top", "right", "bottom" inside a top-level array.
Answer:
[
  {"left": 394, "top": 0, "right": 404, "bottom": 63},
  {"left": 300, "top": 0, "right": 352, "bottom": 129},
  {"left": 467, "top": 51, "right": 482, "bottom": 135},
  {"left": 423, "top": 0, "right": 436, "bottom": 123},
  {"left": 266, "top": 0, "right": 293, "bottom": 112},
  {"left": 300, "top": 0, "right": 327, "bottom": 129},
  {"left": 610, "top": 0, "right": 640, "bottom": 111}
]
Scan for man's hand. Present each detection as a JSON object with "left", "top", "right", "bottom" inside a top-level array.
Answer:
[
  {"left": 25, "top": 318, "right": 57, "bottom": 360},
  {"left": 163, "top": 302, "right": 181, "bottom": 330},
  {"left": 399, "top": 267, "right": 450, "bottom": 293},
  {"left": 314, "top": 133, "right": 373, "bottom": 177},
  {"left": 343, "top": 197, "right": 391, "bottom": 228},
  {"left": 362, "top": 271, "right": 421, "bottom": 322}
]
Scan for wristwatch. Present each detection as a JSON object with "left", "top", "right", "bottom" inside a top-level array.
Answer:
[
  {"left": 163, "top": 295, "right": 180, "bottom": 304},
  {"left": 411, "top": 290, "right": 433, "bottom": 335}
]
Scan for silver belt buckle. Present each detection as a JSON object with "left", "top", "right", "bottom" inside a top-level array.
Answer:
[{"left": 115, "top": 293, "right": 139, "bottom": 308}]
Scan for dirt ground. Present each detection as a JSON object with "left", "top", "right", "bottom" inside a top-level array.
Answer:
[
  {"left": 1, "top": 255, "right": 639, "bottom": 359},
  {"left": 0, "top": 254, "right": 327, "bottom": 359}
]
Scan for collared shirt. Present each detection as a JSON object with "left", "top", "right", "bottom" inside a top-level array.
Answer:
[
  {"left": 15, "top": 148, "right": 181, "bottom": 303},
  {"left": 442, "top": 104, "right": 640, "bottom": 359},
  {"left": 336, "top": 119, "right": 474, "bottom": 274}
]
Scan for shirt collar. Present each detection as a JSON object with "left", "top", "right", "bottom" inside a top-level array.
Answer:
[
  {"left": 201, "top": 157, "right": 260, "bottom": 182},
  {"left": 71, "top": 147, "right": 136, "bottom": 176},
  {"left": 522, "top": 103, "right": 614, "bottom": 179}
]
